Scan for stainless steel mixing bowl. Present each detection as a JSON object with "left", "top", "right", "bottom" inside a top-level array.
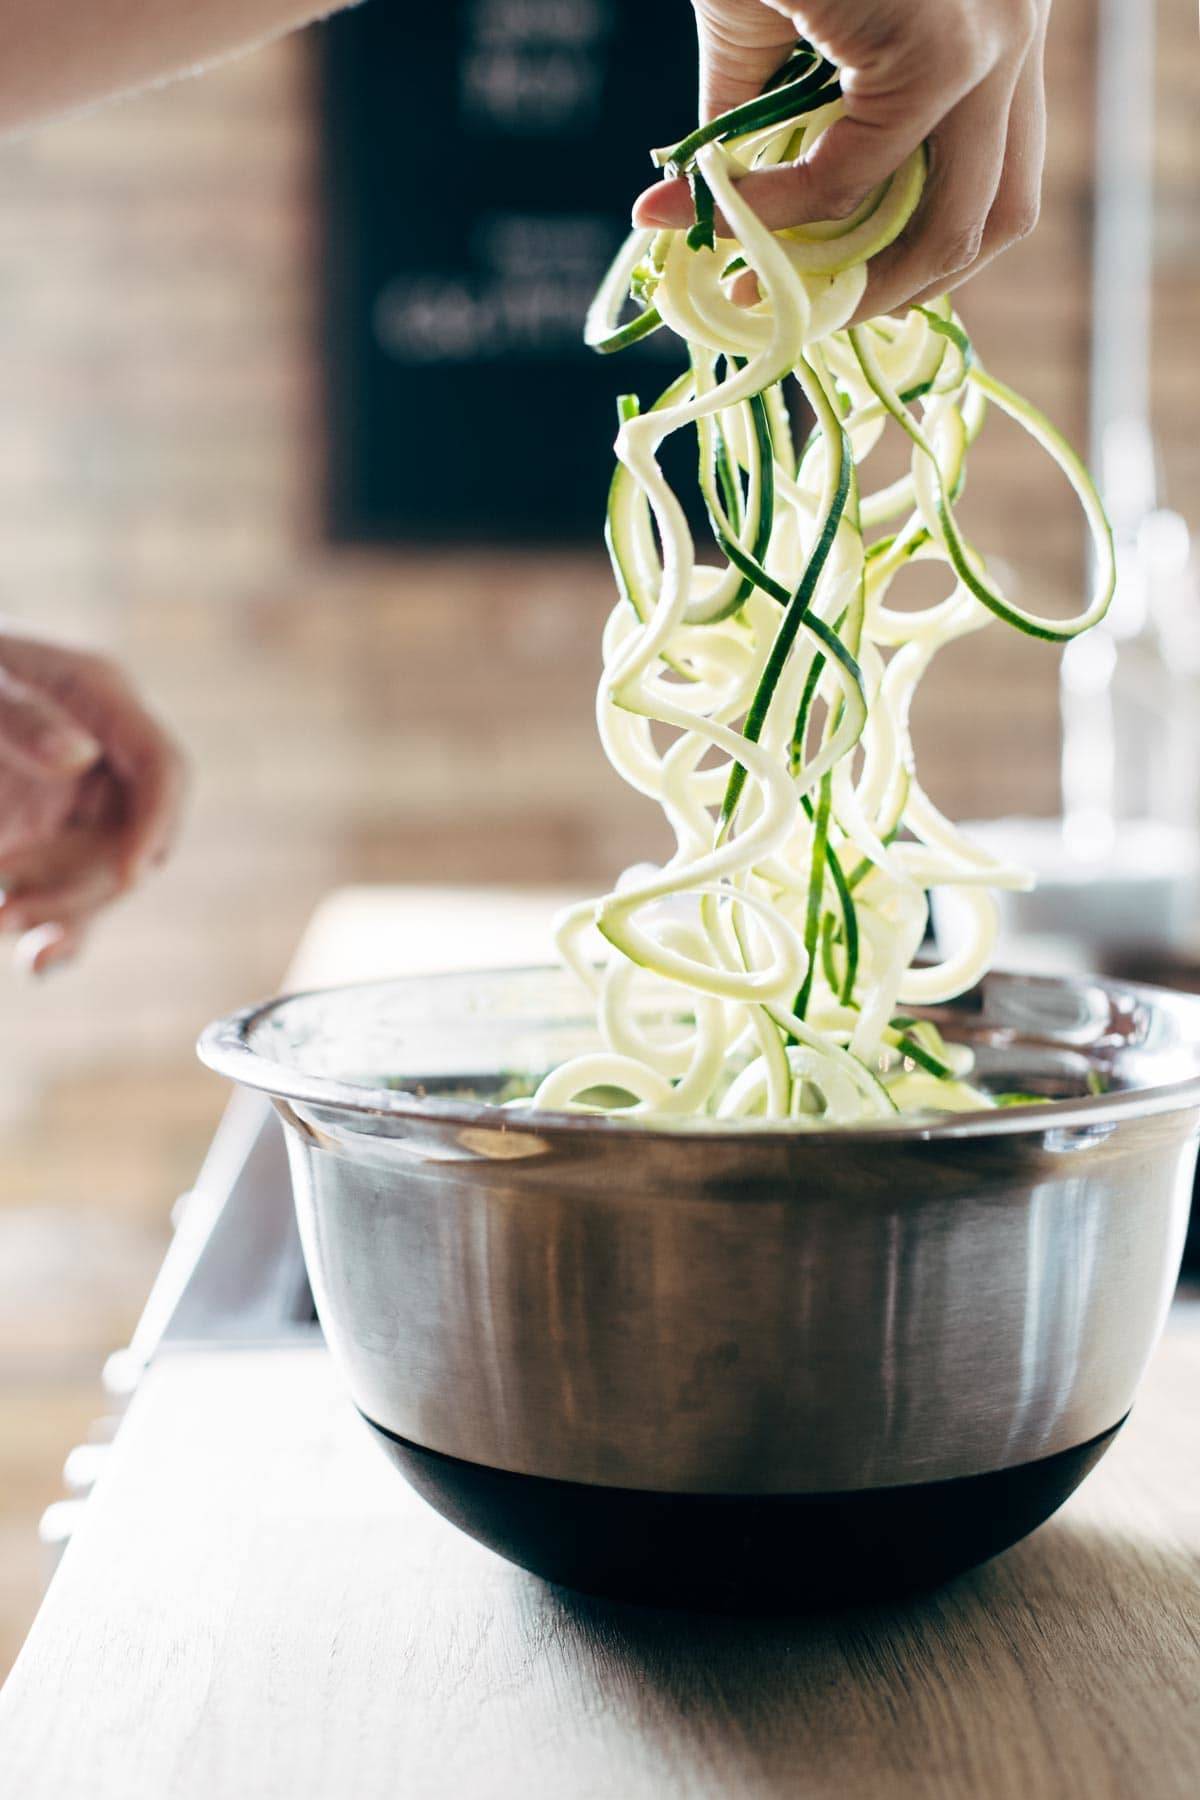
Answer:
[{"left": 199, "top": 967, "right": 1200, "bottom": 1608}]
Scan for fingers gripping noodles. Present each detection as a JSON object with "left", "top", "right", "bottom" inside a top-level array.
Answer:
[{"left": 533, "top": 49, "right": 1114, "bottom": 1125}]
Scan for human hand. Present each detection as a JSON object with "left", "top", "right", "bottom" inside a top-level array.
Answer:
[
  {"left": 0, "top": 631, "right": 186, "bottom": 973},
  {"left": 634, "top": 1, "right": 1049, "bottom": 321}
]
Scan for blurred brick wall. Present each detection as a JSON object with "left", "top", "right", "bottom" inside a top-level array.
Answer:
[
  {"left": 0, "top": 3, "right": 1111, "bottom": 1673},
  {"left": 0, "top": 43, "right": 659, "bottom": 1115},
  {"left": 1153, "top": 0, "right": 1199, "bottom": 512}
]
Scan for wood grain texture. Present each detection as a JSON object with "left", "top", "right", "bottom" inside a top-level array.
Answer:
[{"left": 1, "top": 1324, "right": 1197, "bottom": 1800}]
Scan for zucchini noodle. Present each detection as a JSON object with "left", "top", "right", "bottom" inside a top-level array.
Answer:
[{"left": 538, "top": 48, "right": 1115, "bottom": 1125}]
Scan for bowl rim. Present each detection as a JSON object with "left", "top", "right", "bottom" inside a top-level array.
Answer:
[{"left": 196, "top": 964, "right": 1200, "bottom": 1145}]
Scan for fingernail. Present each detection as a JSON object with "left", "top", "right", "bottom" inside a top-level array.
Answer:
[
  {"left": 632, "top": 184, "right": 693, "bottom": 230},
  {"left": 15, "top": 923, "right": 71, "bottom": 978},
  {"left": 40, "top": 726, "right": 101, "bottom": 776}
]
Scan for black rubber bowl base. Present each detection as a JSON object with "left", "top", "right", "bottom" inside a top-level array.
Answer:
[{"left": 362, "top": 1413, "right": 1125, "bottom": 1612}]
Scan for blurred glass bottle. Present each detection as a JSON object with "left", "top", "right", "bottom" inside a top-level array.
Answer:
[{"left": 1062, "top": 423, "right": 1198, "bottom": 842}]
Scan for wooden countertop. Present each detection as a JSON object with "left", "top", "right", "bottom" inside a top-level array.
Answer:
[{"left": 0, "top": 1328, "right": 1198, "bottom": 1800}]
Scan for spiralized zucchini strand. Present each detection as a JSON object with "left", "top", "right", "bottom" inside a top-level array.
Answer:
[{"left": 537, "top": 62, "right": 1113, "bottom": 1125}]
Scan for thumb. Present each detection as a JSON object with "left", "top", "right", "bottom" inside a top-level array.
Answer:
[
  {"left": 694, "top": 1, "right": 797, "bottom": 120},
  {"left": 0, "top": 669, "right": 101, "bottom": 780}
]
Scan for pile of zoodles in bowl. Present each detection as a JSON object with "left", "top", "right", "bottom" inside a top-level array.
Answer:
[{"left": 532, "top": 47, "right": 1114, "bottom": 1126}]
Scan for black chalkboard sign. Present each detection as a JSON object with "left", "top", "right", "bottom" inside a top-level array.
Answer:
[{"left": 321, "top": 0, "right": 697, "bottom": 543}]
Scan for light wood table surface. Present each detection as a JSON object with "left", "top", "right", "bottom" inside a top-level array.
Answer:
[
  {"left": 283, "top": 882, "right": 585, "bottom": 989},
  {"left": 0, "top": 1329, "right": 1197, "bottom": 1800},
  {"left": 1, "top": 885, "right": 1197, "bottom": 1797}
]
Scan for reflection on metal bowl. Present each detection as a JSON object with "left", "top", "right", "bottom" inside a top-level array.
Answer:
[{"left": 199, "top": 967, "right": 1200, "bottom": 1609}]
